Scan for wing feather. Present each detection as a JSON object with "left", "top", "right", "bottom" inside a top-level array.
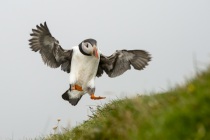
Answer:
[
  {"left": 97, "top": 50, "right": 151, "bottom": 78},
  {"left": 29, "top": 22, "right": 72, "bottom": 73}
]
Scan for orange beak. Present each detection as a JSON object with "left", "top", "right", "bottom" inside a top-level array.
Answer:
[{"left": 93, "top": 47, "right": 99, "bottom": 59}]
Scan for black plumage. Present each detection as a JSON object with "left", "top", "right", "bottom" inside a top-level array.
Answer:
[
  {"left": 29, "top": 22, "right": 73, "bottom": 72},
  {"left": 97, "top": 50, "right": 151, "bottom": 77}
]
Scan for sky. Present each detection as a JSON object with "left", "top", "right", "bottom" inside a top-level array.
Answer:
[{"left": 0, "top": 0, "right": 210, "bottom": 139}]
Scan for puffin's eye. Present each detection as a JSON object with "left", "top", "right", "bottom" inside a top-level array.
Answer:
[{"left": 86, "top": 44, "right": 89, "bottom": 48}]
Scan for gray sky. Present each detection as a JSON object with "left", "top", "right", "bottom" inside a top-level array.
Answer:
[{"left": 0, "top": 0, "right": 210, "bottom": 139}]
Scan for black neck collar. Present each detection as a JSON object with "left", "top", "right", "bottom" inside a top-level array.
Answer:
[{"left": 79, "top": 43, "right": 91, "bottom": 56}]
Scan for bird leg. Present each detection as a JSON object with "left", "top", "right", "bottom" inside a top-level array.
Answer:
[
  {"left": 71, "top": 85, "right": 106, "bottom": 100},
  {"left": 71, "top": 84, "right": 83, "bottom": 91},
  {"left": 90, "top": 93, "right": 106, "bottom": 100}
]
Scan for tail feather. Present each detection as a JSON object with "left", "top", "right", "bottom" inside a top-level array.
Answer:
[
  {"left": 69, "top": 96, "right": 83, "bottom": 106},
  {"left": 62, "top": 90, "right": 69, "bottom": 101},
  {"left": 62, "top": 89, "right": 83, "bottom": 106}
]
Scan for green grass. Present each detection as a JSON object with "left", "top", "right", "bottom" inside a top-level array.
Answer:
[{"left": 46, "top": 66, "right": 210, "bottom": 140}]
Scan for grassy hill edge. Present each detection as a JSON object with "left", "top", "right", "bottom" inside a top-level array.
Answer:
[{"left": 46, "top": 66, "right": 210, "bottom": 140}]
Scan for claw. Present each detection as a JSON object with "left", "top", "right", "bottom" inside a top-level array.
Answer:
[{"left": 90, "top": 94, "right": 106, "bottom": 100}]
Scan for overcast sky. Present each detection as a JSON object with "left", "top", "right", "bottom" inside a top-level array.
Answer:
[{"left": 0, "top": 0, "right": 210, "bottom": 139}]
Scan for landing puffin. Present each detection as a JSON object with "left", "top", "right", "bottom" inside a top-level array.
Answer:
[{"left": 29, "top": 22, "right": 151, "bottom": 106}]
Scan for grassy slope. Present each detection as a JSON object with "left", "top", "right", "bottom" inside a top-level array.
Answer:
[{"left": 47, "top": 67, "right": 210, "bottom": 140}]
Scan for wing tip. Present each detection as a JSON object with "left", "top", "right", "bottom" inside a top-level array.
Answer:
[{"left": 28, "top": 21, "right": 52, "bottom": 50}]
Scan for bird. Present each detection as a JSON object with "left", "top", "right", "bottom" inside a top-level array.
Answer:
[{"left": 29, "top": 22, "right": 151, "bottom": 106}]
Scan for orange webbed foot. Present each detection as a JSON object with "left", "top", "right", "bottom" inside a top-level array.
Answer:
[
  {"left": 71, "top": 84, "right": 83, "bottom": 91},
  {"left": 90, "top": 94, "right": 106, "bottom": 100}
]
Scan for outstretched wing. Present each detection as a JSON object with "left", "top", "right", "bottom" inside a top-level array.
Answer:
[
  {"left": 29, "top": 22, "right": 72, "bottom": 73},
  {"left": 97, "top": 50, "right": 151, "bottom": 78}
]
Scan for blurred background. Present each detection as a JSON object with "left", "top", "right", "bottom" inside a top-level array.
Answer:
[{"left": 0, "top": 0, "right": 209, "bottom": 139}]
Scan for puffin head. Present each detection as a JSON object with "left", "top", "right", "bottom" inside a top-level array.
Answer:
[{"left": 79, "top": 38, "right": 99, "bottom": 59}]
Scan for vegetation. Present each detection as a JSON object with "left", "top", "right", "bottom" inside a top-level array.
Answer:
[{"left": 46, "top": 66, "right": 210, "bottom": 140}]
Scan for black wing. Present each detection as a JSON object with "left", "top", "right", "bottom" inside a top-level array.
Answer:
[
  {"left": 29, "top": 22, "right": 72, "bottom": 73},
  {"left": 97, "top": 50, "right": 151, "bottom": 78}
]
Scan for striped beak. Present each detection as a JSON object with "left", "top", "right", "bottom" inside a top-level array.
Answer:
[{"left": 93, "top": 46, "right": 99, "bottom": 59}]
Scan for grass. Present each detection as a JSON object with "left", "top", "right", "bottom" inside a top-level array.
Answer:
[{"left": 46, "top": 66, "right": 210, "bottom": 140}]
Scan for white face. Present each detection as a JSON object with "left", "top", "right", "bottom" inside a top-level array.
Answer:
[
  {"left": 81, "top": 41, "right": 99, "bottom": 58},
  {"left": 81, "top": 42, "right": 93, "bottom": 55}
]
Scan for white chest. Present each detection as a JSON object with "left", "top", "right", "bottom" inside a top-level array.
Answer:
[{"left": 69, "top": 47, "right": 100, "bottom": 87}]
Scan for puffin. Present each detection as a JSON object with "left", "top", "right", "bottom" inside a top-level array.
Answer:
[{"left": 29, "top": 22, "right": 151, "bottom": 106}]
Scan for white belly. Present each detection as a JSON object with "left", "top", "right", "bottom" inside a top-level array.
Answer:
[{"left": 69, "top": 47, "right": 100, "bottom": 92}]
